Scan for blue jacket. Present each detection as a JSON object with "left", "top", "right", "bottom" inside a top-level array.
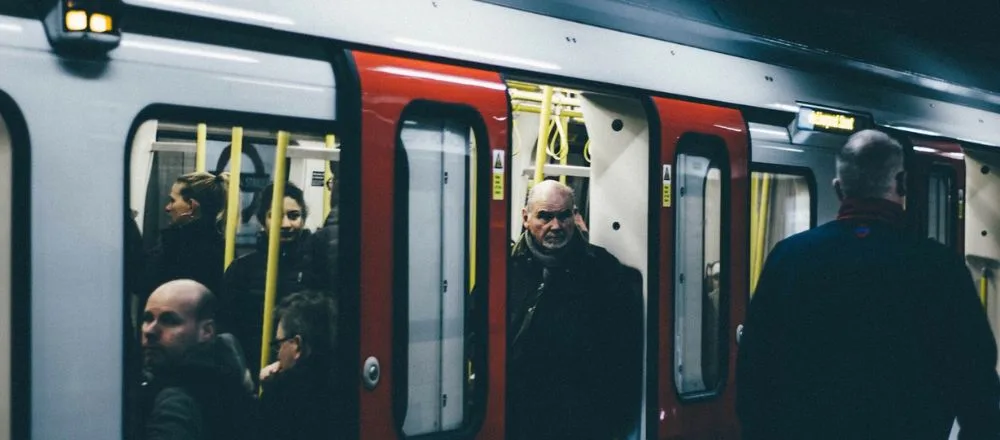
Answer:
[{"left": 737, "top": 198, "right": 1000, "bottom": 440}]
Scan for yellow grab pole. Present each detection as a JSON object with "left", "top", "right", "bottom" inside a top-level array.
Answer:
[
  {"left": 195, "top": 123, "right": 207, "bottom": 173},
  {"left": 557, "top": 116, "right": 570, "bottom": 185},
  {"left": 752, "top": 174, "right": 771, "bottom": 292},
  {"left": 750, "top": 174, "right": 759, "bottom": 294},
  {"left": 223, "top": 127, "right": 244, "bottom": 269},
  {"left": 533, "top": 85, "right": 554, "bottom": 185},
  {"left": 260, "top": 131, "right": 290, "bottom": 376},
  {"left": 468, "top": 130, "right": 477, "bottom": 293},
  {"left": 323, "top": 134, "right": 336, "bottom": 221},
  {"left": 980, "top": 268, "right": 989, "bottom": 307}
]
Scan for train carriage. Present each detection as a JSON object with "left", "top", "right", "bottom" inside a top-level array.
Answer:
[{"left": 1, "top": 1, "right": 998, "bottom": 439}]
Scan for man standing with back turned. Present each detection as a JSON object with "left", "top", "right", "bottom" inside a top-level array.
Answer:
[
  {"left": 508, "top": 180, "right": 643, "bottom": 440},
  {"left": 737, "top": 130, "right": 1000, "bottom": 440}
]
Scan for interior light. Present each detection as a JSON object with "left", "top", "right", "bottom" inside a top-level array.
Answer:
[
  {"left": 65, "top": 10, "right": 87, "bottom": 31},
  {"left": 912, "top": 146, "right": 938, "bottom": 153},
  {"left": 89, "top": 13, "right": 112, "bottom": 33}
]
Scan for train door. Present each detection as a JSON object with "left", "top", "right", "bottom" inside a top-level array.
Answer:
[
  {"left": 506, "top": 80, "right": 649, "bottom": 438},
  {"left": 0, "top": 96, "right": 13, "bottom": 440},
  {"left": 909, "top": 138, "right": 965, "bottom": 254},
  {"left": 745, "top": 122, "right": 822, "bottom": 297},
  {"left": 352, "top": 52, "right": 507, "bottom": 439},
  {"left": 652, "top": 97, "right": 748, "bottom": 440}
]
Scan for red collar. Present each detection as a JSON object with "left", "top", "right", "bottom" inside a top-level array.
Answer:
[{"left": 836, "top": 198, "right": 906, "bottom": 227}]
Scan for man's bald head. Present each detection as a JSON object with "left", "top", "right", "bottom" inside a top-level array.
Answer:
[
  {"left": 834, "top": 129, "right": 906, "bottom": 202},
  {"left": 142, "top": 280, "right": 217, "bottom": 370},
  {"left": 523, "top": 180, "right": 577, "bottom": 251}
]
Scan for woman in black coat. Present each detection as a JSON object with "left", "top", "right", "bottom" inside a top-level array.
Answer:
[
  {"left": 221, "top": 182, "right": 321, "bottom": 379},
  {"left": 141, "top": 171, "right": 229, "bottom": 301}
]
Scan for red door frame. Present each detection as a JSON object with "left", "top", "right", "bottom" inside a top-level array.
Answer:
[
  {"left": 909, "top": 137, "right": 966, "bottom": 255},
  {"left": 652, "top": 97, "right": 749, "bottom": 439},
  {"left": 353, "top": 51, "right": 509, "bottom": 439}
]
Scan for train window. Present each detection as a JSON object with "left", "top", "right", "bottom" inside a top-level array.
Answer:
[
  {"left": 0, "top": 107, "right": 11, "bottom": 440},
  {"left": 749, "top": 168, "right": 814, "bottom": 297},
  {"left": 126, "top": 115, "right": 344, "bottom": 436},
  {"left": 674, "top": 136, "right": 728, "bottom": 397},
  {"left": 927, "top": 166, "right": 955, "bottom": 247},
  {"left": 396, "top": 111, "right": 484, "bottom": 436}
]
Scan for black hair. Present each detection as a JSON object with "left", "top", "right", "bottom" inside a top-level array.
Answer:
[
  {"left": 255, "top": 181, "right": 308, "bottom": 225},
  {"left": 275, "top": 290, "right": 337, "bottom": 359}
]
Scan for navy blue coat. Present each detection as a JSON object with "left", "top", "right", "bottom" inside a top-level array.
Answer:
[{"left": 737, "top": 201, "right": 1000, "bottom": 440}]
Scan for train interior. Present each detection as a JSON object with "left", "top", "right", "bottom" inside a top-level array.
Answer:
[{"left": 507, "top": 79, "right": 652, "bottom": 437}]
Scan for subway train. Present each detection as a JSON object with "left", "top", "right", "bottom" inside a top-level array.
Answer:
[{"left": 2, "top": 1, "right": 999, "bottom": 439}]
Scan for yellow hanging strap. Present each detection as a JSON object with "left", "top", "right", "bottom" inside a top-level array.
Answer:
[
  {"left": 533, "top": 85, "right": 554, "bottom": 185},
  {"left": 323, "top": 134, "right": 336, "bottom": 221},
  {"left": 259, "top": 131, "right": 290, "bottom": 381},
  {"left": 556, "top": 116, "right": 570, "bottom": 185},
  {"left": 195, "top": 123, "right": 207, "bottom": 173},
  {"left": 583, "top": 139, "right": 591, "bottom": 164},
  {"left": 223, "top": 127, "right": 244, "bottom": 269}
]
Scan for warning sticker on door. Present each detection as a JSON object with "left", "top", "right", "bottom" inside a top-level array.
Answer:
[
  {"left": 492, "top": 149, "right": 505, "bottom": 200},
  {"left": 662, "top": 164, "right": 672, "bottom": 208}
]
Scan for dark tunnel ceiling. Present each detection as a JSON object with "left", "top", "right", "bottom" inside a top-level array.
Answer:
[{"left": 478, "top": 0, "right": 1000, "bottom": 109}]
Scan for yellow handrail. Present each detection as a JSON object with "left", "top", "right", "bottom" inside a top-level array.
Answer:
[
  {"left": 468, "top": 130, "right": 477, "bottom": 293},
  {"left": 223, "top": 127, "right": 244, "bottom": 269},
  {"left": 195, "top": 123, "right": 207, "bottom": 173},
  {"left": 750, "top": 174, "right": 759, "bottom": 294},
  {"left": 583, "top": 139, "right": 591, "bottom": 164},
  {"left": 751, "top": 173, "right": 771, "bottom": 293},
  {"left": 259, "top": 131, "right": 290, "bottom": 377},
  {"left": 980, "top": 268, "right": 989, "bottom": 307},
  {"left": 323, "top": 134, "right": 336, "bottom": 221},
  {"left": 533, "top": 86, "right": 554, "bottom": 185}
]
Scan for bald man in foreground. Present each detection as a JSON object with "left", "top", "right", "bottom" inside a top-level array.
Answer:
[
  {"left": 138, "top": 280, "right": 256, "bottom": 440},
  {"left": 507, "top": 180, "right": 642, "bottom": 439},
  {"left": 737, "top": 130, "right": 1000, "bottom": 440}
]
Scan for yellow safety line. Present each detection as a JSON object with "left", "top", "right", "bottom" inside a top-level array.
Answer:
[
  {"left": 195, "top": 123, "right": 207, "bottom": 173},
  {"left": 259, "top": 130, "right": 290, "bottom": 381},
  {"left": 223, "top": 127, "right": 243, "bottom": 269}
]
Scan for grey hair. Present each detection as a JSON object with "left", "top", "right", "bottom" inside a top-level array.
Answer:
[
  {"left": 836, "top": 129, "right": 905, "bottom": 199},
  {"left": 525, "top": 180, "right": 575, "bottom": 213}
]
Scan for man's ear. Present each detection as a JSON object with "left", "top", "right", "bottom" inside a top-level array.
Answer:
[
  {"left": 522, "top": 207, "right": 529, "bottom": 229},
  {"left": 292, "top": 335, "right": 305, "bottom": 360},
  {"left": 198, "top": 319, "right": 215, "bottom": 342},
  {"left": 895, "top": 171, "right": 907, "bottom": 197},
  {"left": 833, "top": 178, "right": 845, "bottom": 201}
]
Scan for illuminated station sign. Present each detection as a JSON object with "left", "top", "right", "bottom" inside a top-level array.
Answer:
[{"left": 795, "top": 105, "right": 872, "bottom": 135}]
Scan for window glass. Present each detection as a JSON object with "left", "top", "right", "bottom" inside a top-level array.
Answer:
[
  {"left": 927, "top": 167, "right": 953, "bottom": 247},
  {"left": 749, "top": 171, "right": 812, "bottom": 297},
  {"left": 674, "top": 146, "right": 726, "bottom": 396},
  {"left": 398, "top": 115, "right": 480, "bottom": 435},
  {"left": 126, "top": 117, "right": 343, "bottom": 437}
]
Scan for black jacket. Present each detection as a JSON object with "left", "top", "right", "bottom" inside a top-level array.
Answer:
[
  {"left": 507, "top": 232, "right": 643, "bottom": 440},
  {"left": 221, "top": 231, "right": 318, "bottom": 379},
  {"left": 259, "top": 356, "right": 343, "bottom": 440},
  {"left": 308, "top": 208, "right": 340, "bottom": 292},
  {"left": 140, "top": 334, "right": 257, "bottom": 440},
  {"left": 142, "top": 219, "right": 225, "bottom": 300},
  {"left": 737, "top": 199, "right": 1000, "bottom": 440}
]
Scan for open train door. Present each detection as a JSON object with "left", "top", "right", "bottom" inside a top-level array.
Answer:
[
  {"left": 352, "top": 52, "right": 508, "bottom": 439},
  {"left": 652, "top": 97, "right": 749, "bottom": 439},
  {"left": 908, "top": 137, "right": 966, "bottom": 254}
]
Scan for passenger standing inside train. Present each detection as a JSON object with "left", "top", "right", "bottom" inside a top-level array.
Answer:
[
  {"left": 508, "top": 180, "right": 643, "bottom": 440},
  {"left": 139, "top": 280, "right": 256, "bottom": 440},
  {"left": 221, "top": 182, "right": 318, "bottom": 381},
  {"left": 258, "top": 290, "right": 343, "bottom": 440},
  {"left": 142, "top": 172, "right": 229, "bottom": 302},
  {"left": 309, "top": 172, "right": 340, "bottom": 291},
  {"left": 737, "top": 130, "right": 1000, "bottom": 440}
]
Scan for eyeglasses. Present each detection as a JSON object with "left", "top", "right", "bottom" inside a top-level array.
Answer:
[{"left": 269, "top": 335, "right": 297, "bottom": 351}]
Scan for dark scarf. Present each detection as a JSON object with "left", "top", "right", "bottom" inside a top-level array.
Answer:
[
  {"left": 836, "top": 197, "right": 906, "bottom": 228},
  {"left": 523, "top": 232, "right": 578, "bottom": 268}
]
